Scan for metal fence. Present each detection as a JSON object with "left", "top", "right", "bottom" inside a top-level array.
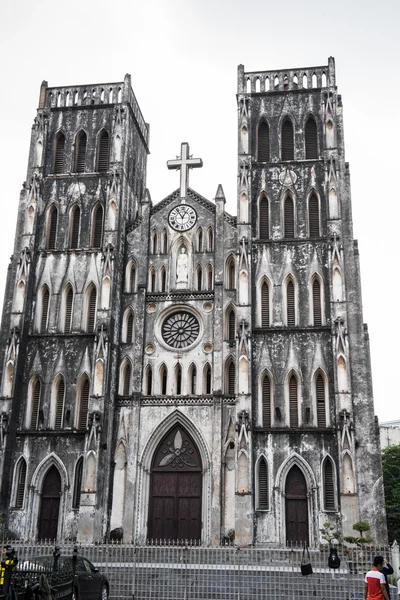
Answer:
[{"left": 3, "top": 541, "right": 399, "bottom": 600}]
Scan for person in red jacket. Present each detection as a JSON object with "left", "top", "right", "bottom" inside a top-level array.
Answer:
[{"left": 364, "top": 556, "right": 390, "bottom": 600}]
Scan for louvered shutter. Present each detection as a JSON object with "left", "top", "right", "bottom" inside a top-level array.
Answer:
[
  {"left": 127, "top": 312, "right": 134, "bottom": 343},
  {"left": 53, "top": 133, "right": 65, "bottom": 174},
  {"left": 286, "top": 281, "right": 295, "bottom": 327},
  {"left": 65, "top": 287, "right": 73, "bottom": 333},
  {"left": 313, "top": 279, "right": 322, "bottom": 326},
  {"left": 48, "top": 207, "right": 58, "bottom": 250},
  {"left": 87, "top": 287, "right": 97, "bottom": 333},
  {"left": 97, "top": 130, "right": 109, "bottom": 172},
  {"left": 289, "top": 375, "right": 298, "bottom": 427},
  {"left": 258, "top": 459, "right": 269, "bottom": 509},
  {"left": 258, "top": 122, "right": 270, "bottom": 162},
  {"left": 30, "top": 380, "right": 41, "bottom": 430},
  {"left": 305, "top": 118, "right": 318, "bottom": 159},
  {"left": 228, "top": 362, "right": 235, "bottom": 395},
  {"left": 72, "top": 458, "right": 83, "bottom": 509},
  {"left": 282, "top": 119, "right": 294, "bottom": 160},
  {"left": 262, "top": 375, "right": 271, "bottom": 428},
  {"left": 55, "top": 378, "right": 65, "bottom": 430},
  {"left": 75, "top": 131, "right": 87, "bottom": 173},
  {"left": 259, "top": 196, "right": 269, "bottom": 240},
  {"left": 123, "top": 363, "right": 131, "bottom": 395},
  {"left": 176, "top": 365, "right": 182, "bottom": 395},
  {"left": 261, "top": 282, "right": 270, "bottom": 327},
  {"left": 78, "top": 379, "right": 89, "bottom": 428},
  {"left": 40, "top": 287, "right": 50, "bottom": 333},
  {"left": 92, "top": 205, "right": 104, "bottom": 248},
  {"left": 16, "top": 460, "right": 27, "bottom": 508},
  {"left": 284, "top": 197, "right": 295, "bottom": 238},
  {"left": 228, "top": 309, "right": 236, "bottom": 342},
  {"left": 316, "top": 373, "right": 326, "bottom": 427},
  {"left": 205, "top": 365, "right": 212, "bottom": 394},
  {"left": 324, "top": 458, "right": 335, "bottom": 510},
  {"left": 309, "top": 194, "right": 320, "bottom": 238},
  {"left": 70, "top": 206, "right": 80, "bottom": 249}
]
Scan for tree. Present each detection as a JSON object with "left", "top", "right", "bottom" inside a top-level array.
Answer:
[
  {"left": 382, "top": 444, "right": 400, "bottom": 543},
  {"left": 344, "top": 521, "right": 373, "bottom": 546}
]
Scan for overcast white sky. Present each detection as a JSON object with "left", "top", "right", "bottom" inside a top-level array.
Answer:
[{"left": 0, "top": 0, "right": 398, "bottom": 422}]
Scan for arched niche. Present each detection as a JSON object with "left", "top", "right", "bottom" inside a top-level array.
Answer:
[
  {"left": 333, "top": 268, "right": 342, "bottom": 302},
  {"left": 2, "top": 362, "right": 14, "bottom": 397},
  {"left": 84, "top": 452, "right": 96, "bottom": 492},
  {"left": 114, "top": 134, "right": 122, "bottom": 162},
  {"left": 337, "top": 356, "right": 348, "bottom": 392},
  {"left": 15, "top": 280, "right": 25, "bottom": 312},
  {"left": 237, "top": 452, "right": 249, "bottom": 494},
  {"left": 93, "top": 359, "right": 104, "bottom": 396},
  {"left": 329, "top": 188, "right": 338, "bottom": 218},
  {"left": 241, "top": 126, "right": 248, "bottom": 154},
  {"left": 101, "top": 276, "right": 110, "bottom": 309},
  {"left": 238, "top": 357, "right": 249, "bottom": 394},
  {"left": 110, "top": 442, "right": 127, "bottom": 530},
  {"left": 107, "top": 200, "right": 117, "bottom": 230},
  {"left": 239, "top": 271, "right": 248, "bottom": 305},
  {"left": 239, "top": 193, "right": 248, "bottom": 223},
  {"left": 342, "top": 453, "right": 355, "bottom": 493}
]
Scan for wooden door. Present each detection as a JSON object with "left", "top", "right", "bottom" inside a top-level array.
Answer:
[
  {"left": 148, "top": 426, "right": 202, "bottom": 541},
  {"left": 285, "top": 465, "right": 309, "bottom": 545},
  {"left": 38, "top": 466, "right": 61, "bottom": 540}
]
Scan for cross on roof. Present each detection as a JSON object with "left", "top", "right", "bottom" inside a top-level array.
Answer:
[{"left": 167, "top": 142, "right": 203, "bottom": 200}]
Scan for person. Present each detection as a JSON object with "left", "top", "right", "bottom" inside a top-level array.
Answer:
[
  {"left": 364, "top": 556, "right": 390, "bottom": 600},
  {"left": 397, "top": 577, "right": 400, "bottom": 598},
  {"left": 382, "top": 559, "right": 394, "bottom": 599}
]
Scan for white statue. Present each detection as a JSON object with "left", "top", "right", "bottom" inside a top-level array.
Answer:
[{"left": 176, "top": 247, "right": 188, "bottom": 288}]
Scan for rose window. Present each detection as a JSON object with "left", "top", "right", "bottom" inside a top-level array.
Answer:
[{"left": 161, "top": 311, "right": 200, "bottom": 349}]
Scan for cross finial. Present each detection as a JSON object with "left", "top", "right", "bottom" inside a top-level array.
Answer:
[{"left": 167, "top": 142, "right": 203, "bottom": 200}]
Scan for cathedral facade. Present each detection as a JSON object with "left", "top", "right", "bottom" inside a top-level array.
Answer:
[{"left": 0, "top": 58, "right": 387, "bottom": 545}]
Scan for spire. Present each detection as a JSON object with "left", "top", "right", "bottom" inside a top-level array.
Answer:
[{"left": 215, "top": 184, "right": 225, "bottom": 202}]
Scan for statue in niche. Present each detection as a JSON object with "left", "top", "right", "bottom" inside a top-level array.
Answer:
[{"left": 176, "top": 246, "right": 188, "bottom": 288}]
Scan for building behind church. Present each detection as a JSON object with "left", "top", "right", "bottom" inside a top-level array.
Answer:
[{"left": 0, "top": 58, "right": 387, "bottom": 545}]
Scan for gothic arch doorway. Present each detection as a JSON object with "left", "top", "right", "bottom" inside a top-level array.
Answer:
[
  {"left": 285, "top": 465, "right": 309, "bottom": 545},
  {"left": 148, "top": 425, "right": 202, "bottom": 541},
  {"left": 38, "top": 466, "right": 61, "bottom": 540}
]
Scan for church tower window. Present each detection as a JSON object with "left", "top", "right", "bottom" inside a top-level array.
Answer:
[
  {"left": 85, "top": 284, "right": 97, "bottom": 333},
  {"left": 189, "top": 364, "right": 197, "bottom": 394},
  {"left": 77, "top": 377, "right": 90, "bottom": 429},
  {"left": 259, "top": 195, "right": 269, "bottom": 240},
  {"left": 149, "top": 266, "right": 156, "bottom": 292},
  {"left": 323, "top": 457, "right": 335, "bottom": 510},
  {"left": 128, "top": 262, "right": 137, "bottom": 293},
  {"left": 289, "top": 373, "right": 299, "bottom": 427},
  {"left": 72, "top": 457, "right": 83, "bottom": 509},
  {"left": 196, "top": 266, "right": 202, "bottom": 291},
  {"left": 312, "top": 277, "right": 322, "bottom": 326},
  {"left": 305, "top": 116, "right": 318, "bottom": 159},
  {"left": 64, "top": 285, "right": 74, "bottom": 333},
  {"left": 160, "top": 364, "right": 168, "bottom": 395},
  {"left": 145, "top": 366, "right": 153, "bottom": 395},
  {"left": 151, "top": 231, "right": 157, "bottom": 254},
  {"left": 226, "top": 359, "right": 236, "bottom": 395},
  {"left": 53, "top": 131, "right": 66, "bottom": 174},
  {"left": 91, "top": 204, "right": 104, "bottom": 248},
  {"left": 75, "top": 130, "right": 87, "bottom": 173},
  {"left": 97, "top": 129, "right": 110, "bottom": 172},
  {"left": 281, "top": 118, "right": 294, "bottom": 160},
  {"left": 121, "top": 361, "right": 131, "bottom": 396},
  {"left": 261, "top": 280, "right": 270, "bottom": 327},
  {"left": 28, "top": 378, "right": 41, "bottom": 430},
  {"left": 226, "top": 256, "right": 236, "bottom": 290},
  {"left": 286, "top": 279, "right": 295, "bottom": 327},
  {"left": 316, "top": 372, "right": 326, "bottom": 427},
  {"left": 308, "top": 193, "right": 320, "bottom": 238},
  {"left": 160, "top": 266, "right": 167, "bottom": 292},
  {"left": 47, "top": 205, "right": 58, "bottom": 250},
  {"left": 54, "top": 375, "right": 65, "bottom": 430},
  {"left": 226, "top": 307, "right": 236, "bottom": 342},
  {"left": 175, "top": 364, "right": 182, "bottom": 395},
  {"left": 257, "top": 121, "right": 270, "bottom": 162},
  {"left": 14, "top": 458, "right": 27, "bottom": 509},
  {"left": 284, "top": 196, "right": 295, "bottom": 238},
  {"left": 206, "top": 265, "right": 213, "bottom": 290},
  {"left": 207, "top": 227, "right": 213, "bottom": 251},
  {"left": 40, "top": 285, "right": 50, "bottom": 333},
  {"left": 204, "top": 363, "right": 212, "bottom": 395},
  {"left": 258, "top": 457, "right": 269, "bottom": 509},
  {"left": 197, "top": 228, "right": 203, "bottom": 252},
  {"left": 161, "top": 229, "right": 168, "bottom": 253},
  {"left": 123, "top": 309, "right": 134, "bottom": 343},
  {"left": 69, "top": 205, "right": 81, "bottom": 249},
  {"left": 261, "top": 373, "right": 271, "bottom": 428}
]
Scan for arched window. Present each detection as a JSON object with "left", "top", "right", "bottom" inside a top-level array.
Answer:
[
  {"left": 125, "top": 309, "right": 134, "bottom": 343},
  {"left": 53, "top": 132, "right": 65, "bottom": 174},
  {"left": 69, "top": 205, "right": 81, "bottom": 249},
  {"left": 226, "top": 256, "right": 236, "bottom": 290},
  {"left": 64, "top": 285, "right": 73, "bottom": 333},
  {"left": 259, "top": 196, "right": 269, "bottom": 240},
  {"left": 91, "top": 204, "right": 104, "bottom": 248},
  {"left": 75, "top": 130, "right": 87, "bottom": 173},
  {"left": 189, "top": 364, "right": 197, "bottom": 394},
  {"left": 175, "top": 364, "right": 182, "bottom": 395},
  {"left": 14, "top": 458, "right": 27, "bottom": 508},
  {"left": 129, "top": 262, "right": 136, "bottom": 293},
  {"left": 149, "top": 266, "right": 156, "bottom": 292},
  {"left": 284, "top": 196, "right": 294, "bottom": 238},
  {"left": 204, "top": 363, "right": 212, "bottom": 395},
  {"left": 258, "top": 458, "right": 269, "bottom": 509},
  {"left": 312, "top": 278, "right": 322, "bottom": 326},
  {"left": 40, "top": 285, "right": 50, "bottom": 333},
  {"left": 160, "top": 364, "right": 168, "bottom": 395},
  {"left": 196, "top": 266, "right": 202, "bottom": 291},
  {"left": 86, "top": 285, "right": 97, "bottom": 333},
  {"left": 161, "top": 230, "right": 168, "bottom": 254},
  {"left": 206, "top": 265, "right": 213, "bottom": 290},
  {"left": 77, "top": 377, "right": 90, "bottom": 429},
  {"left": 72, "top": 457, "right": 83, "bottom": 509},
  {"left": 281, "top": 118, "right": 294, "bottom": 161},
  {"left": 261, "top": 280, "right": 270, "bottom": 327},
  {"left": 227, "top": 307, "right": 236, "bottom": 342},
  {"left": 305, "top": 117, "right": 318, "bottom": 159},
  {"left": 226, "top": 360, "right": 235, "bottom": 395},
  {"left": 47, "top": 205, "right": 58, "bottom": 250},
  {"left": 316, "top": 372, "right": 326, "bottom": 427},
  {"left": 308, "top": 194, "right": 320, "bottom": 238},
  {"left": 151, "top": 231, "right": 157, "bottom": 254},
  {"left": 122, "top": 361, "right": 131, "bottom": 396},
  {"left": 97, "top": 129, "right": 110, "bottom": 172},
  {"left": 197, "top": 229, "right": 203, "bottom": 252},
  {"left": 258, "top": 121, "right": 270, "bottom": 162},
  {"left": 146, "top": 366, "right": 153, "bottom": 395},
  {"left": 54, "top": 376, "right": 65, "bottom": 430},
  {"left": 160, "top": 267, "right": 167, "bottom": 292},
  {"left": 323, "top": 457, "right": 335, "bottom": 510},
  {"left": 289, "top": 373, "right": 299, "bottom": 427},
  {"left": 286, "top": 279, "right": 295, "bottom": 327},
  {"left": 29, "top": 379, "right": 41, "bottom": 430},
  {"left": 262, "top": 373, "right": 271, "bottom": 428},
  {"left": 207, "top": 228, "right": 214, "bottom": 251}
]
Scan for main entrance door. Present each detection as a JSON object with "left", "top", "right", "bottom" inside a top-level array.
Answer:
[
  {"left": 285, "top": 465, "right": 309, "bottom": 545},
  {"left": 148, "top": 425, "right": 202, "bottom": 542},
  {"left": 38, "top": 466, "right": 61, "bottom": 540}
]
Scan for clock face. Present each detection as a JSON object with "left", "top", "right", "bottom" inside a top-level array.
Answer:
[{"left": 168, "top": 204, "right": 197, "bottom": 232}]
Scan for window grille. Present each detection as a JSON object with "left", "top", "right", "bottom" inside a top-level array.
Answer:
[
  {"left": 305, "top": 117, "right": 318, "bottom": 159},
  {"left": 324, "top": 457, "right": 335, "bottom": 510},
  {"left": 258, "top": 122, "right": 270, "bottom": 162},
  {"left": 30, "top": 380, "right": 41, "bottom": 429},
  {"left": 258, "top": 458, "right": 269, "bottom": 509},
  {"left": 259, "top": 196, "right": 269, "bottom": 239},
  {"left": 75, "top": 131, "right": 87, "bottom": 173},
  {"left": 282, "top": 119, "right": 294, "bottom": 160},
  {"left": 262, "top": 374, "right": 271, "bottom": 428},
  {"left": 97, "top": 130, "right": 110, "bottom": 172},
  {"left": 78, "top": 378, "right": 89, "bottom": 428},
  {"left": 70, "top": 205, "right": 80, "bottom": 249},
  {"left": 92, "top": 204, "right": 104, "bottom": 248},
  {"left": 87, "top": 286, "right": 97, "bottom": 333},
  {"left": 65, "top": 287, "right": 73, "bottom": 333},
  {"left": 126, "top": 311, "right": 134, "bottom": 343},
  {"left": 53, "top": 132, "right": 65, "bottom": 174},
  {"left": 313, "top": 278, "right": 322, "bottom": 326},
  {"left": 123, "top": 363, "right": 131, "bottom": 396},
  {"left": 261, "top": 281, "right": 270, "bottom": 327},
  {"left": 47, "top": 206, "right": 58, "bottom": 250},
  {"left": 286, "top": 280, "right": 295, "bottom": 327},
  {"left": 309, "top": 194, "right": 320, "bottom": 238},
  {"left": 316, "top": 373, "right": 326, "bottom": 427},
  {"left": 227, "top": 361, "right": 235, "bottom": 395},
  {"left": 15, "top": 459, "right": 27, "bottom": 508},
  {"left": 289, "top": 374, "right": 298, "bottom": 427},
  {"left": 72, "top": 457, "right": 83, "bottom": 509},
  {"left": 55, "top": 377, "right": 65, "bottom": 430},
  {"left": 40, "top": 287, "right": 50, "bottom": 333},
  {"left": 228, "top": 309, "right": 236, "bottom": 342},
  {"left": 284, "top": 197, "right": 294, "bottom": 238}
]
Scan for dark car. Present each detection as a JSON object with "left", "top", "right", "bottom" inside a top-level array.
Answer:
[{"left": 20, "top": 554, "right": 109, "bottom": 600}]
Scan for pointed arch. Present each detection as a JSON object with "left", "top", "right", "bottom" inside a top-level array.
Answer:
[
  {"left": 3, "top": 361, "right": 14, "bottom": 397},
  {"left": 91, "top": 203, "right": 104, "bottom": 248},
  {"left": 284, "top": 194, "right": 295, "bottom": 238},
  {"left": 175, "top": 362, "right": 183, "bottom": 395},
  {"left": 188, "top": 363, "right": 197, "bottom": 394},
  {"left": 27, "top": 377, "right": 41, "bottom": 430},
  {"left": 204, "top": 362, "right": 212, "bottom": 395},
  {"left": 15, "top": 280, "right": 25, "bottom": 312},
  {"left": 259, "top": 194, "right": 270, "bottom": 240},
  {"left": 342, "top": 451, "right": 355, "bottom": 493},
  {"left": 110, "top": 441, "right": 127, "bottom": 530},
  {"left": 288, "top": 371, "right": 299, "bottom": 428},
  {"left": 75, "top": 130, "right": 87, "bottom": 173},
  {"left": 337, "top": 355, "right": 348, "bottom": 392},
  {"left": 149, "top": 265, "right": 156, "bottom": 292},
  {"left": 145, "top": 364, "right": 153, "bottom": 395},
  {"left": 315, "top": 370, "right": 327, "bottom": 427},
  {"left": 69, "top": 204, "right": 81, "bottom": 249},
  {"left": 51, "top": 374, "right": 65, "bottom": 430},
  {"left": 47, "top": 204, "right": 58, "bottom": 250},
  {"left": 122, "top": 307, "right": 134, "bottom": 343},
  {"left": 72, "top": 456, "right": 83, "bottom": 509},
  {"left": 161, "top": 229, "right": 168, "bottom": 254},
  {"left": 261, "top": 371, "right": 272, "bottom": 428},
  {"left": 305, "top": 116, "right": 318, "bottom": 159},
  {"left": 312, "top": 274, "right": 323, "bottom": 326},
  {"left": 308, "top": 192, "right": 320, "bottom": 238},
  {"left": 39, "top": 284, "right": 50, "bottom": 333},
  {"left": 126, "top": 260, "right": 137, "bottom": 293},
  {"left": 260, "top": 278, "right": 270, "bottom": 327},
  {"left": 257, "top": 120, "right": 270, "bottom": 162},
  {"left": 160, "top": 363, "right": 168, "bottom": 395},
  {"left": 285, "top": 276, "right": 296, "bottom": 327},
  {"left": 97, "top": 129, "right": 110, "bottom": 172},
  {"left": 207, "top": 227, "right": 214, "bottom": 252},
  {"left": 225, "top": 357, "right": 236, "bottom": 395},
  {"left": 119, "top": 358, "right": 132, "bottom": 396},
  {"left": 196, "top": 265, "right": 203, "bottom": 291},
  {"left": 206, "top": 264, "right": 213, "bottom": 291},
  {"left": 151, "top": 230, "right": 158, "bottom": 254},
  {"left": 225, "top": 255, "right": 236, "bottom": 290},
  {"left": 63, "top": 284, "right": 74, "bottom": 333},
  {"left": 197, "top": 227, "right": 203, "bottom": 252},
  {"left": 326, "top": 118, "right": 335, "bottom": 148},
  {"left": 12, "top": 457, "right": 27, "bottom": 508},
  {"left": 76, "top": 375, "right": 90, "bottom": 429},
  {"left": 53, "top": 131, "right": 65, "bottom": 174},
  {"left": 333, "top": 268, "right": 343, "bottom": 302},
  {"left": 281, "top": 118, "right": 294, "bottom": 161},
  {"left": 226, "top": 305, "right": 236, "bottom": 342},
  {"left": 322, "top": 455, "right": 336, "bottom": 511},
  {"left": 257, "top": 456, "right": 269, "bottom": 509},
  {"left": 85, "top": 283, "right": 97, "bottom": 333}
]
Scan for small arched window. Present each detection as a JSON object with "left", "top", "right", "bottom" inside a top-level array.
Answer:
[
  {"left": 286, "top": 279, "right": 295, "bottom": 327},
  {"left": 91, "top": 204, "right": 104, "bottom": 248},
  {"left": 289, "top": 374, "right": 298, "bottom": 428},
  {"left": 160, "top": 267, "right": 167, "bottom": 292},
  {"left": 146, "top": 366, "right": 153, "bottom": 395},
  {"left": 160, "top": 364, "right": 168, "bottom": 395},
  {"left": 258, "top": 121, "right": 270, "bottom": 162},
  {"left": 323, "top": 457, "right": 335, "bottom": 510},
  {"left": 72, "top": 457, "right": 83, "bottom": 509},
  {"left": 175, "top": 364, "right": 182, "bottom": 395},
  {"left": 226, "top": 360, "right": 235, "bottom": 395},
  {"left": 312, "top": 278, "right": 322, "bottom": 326},
  {"left": 14, "top": 458, "right": 27, "bottom": 509},
  {"left": 305, "top": 117, "right": 318, "bottom": 159},
  {"left": 189, "top": 364, "right": 197, "bottom": 394},
  {"left": 47, "top": 205, "right": 58, "bottom": 250},
  {"left": 97, "top": 129, "right": 110, "bottom": 172},
  {"left": 284, "top": 196, "right": 294, "bottom": 238},
  {"left": 64, "top": 285, "right": 73, "bottom": 333},
  {"left": 226, "top": 256, "right": 236, "bottom": 290},
  {"left": 259, "top": 196, "right": 269, "bottom": 240},
  {"left": 227, "top": 307, "right": 236, "bottom": 342},
  {"left": 309, "top": 194, "right": 320, "bottom": 238},
  {"left": 40, "top": 285, "right": 50, "bottom": 333},
  {"left": 69, "top": 205, "right": 81, "bottom": 249},
  {"left": 29, "top": 379, "right": 41, "bottom": 430},
  {"left": 77, "top": 377, "right": 90, "bottom": 429},
  {"left": 86, "top": 285, "right": 97, "bottom": 333},
  {"left": 197, "top": 229, "right": 203, "bottom": 252},
  {"left": 122, "top": 361, "right": 131, "bottom": 396},
  {"left": 126, "top": 310, "right": 134, "bottom": 343},
  {"left": 281, "top": 118, "right": 294, "bottom": 161},
  {"left": 161, "top": 230, "right": 168, "bottom": 254},
  {"left": 53, "top": 132, "right": 66, "bottom": 174},
  {"left": 151, "top": 231, "right": 157, "bottom": 254},
  {"left": 149, "top": 267, "right": 156, "bottom": 292},
  {"left": 204, "top": 363, "right": 212, "bottom": 395},
  {"left": 261, "top": 281, "right": 270, "bottom": 327},
  {"left": 316, "top": 373, "right": 326, "bottom": 427},
  {"left": 207, "top": 228, "right": 214, "bottom": 252},
  {"left": 129, "top": 263, "right": 136, "bottom": 293},
  {"left": 258, "top": 458, "right": 269, "bottom": 509},
  {"left": 206, "top": 265, "right": 213, "bottom": 291},
  {"left": 262, "top": 373, "right": 271, "bottom": 428},
  {"left": 75, "top": 131, "right": 87, "bottom": 173},
  {"left": 54, "top": 376, "right": 65, "bottom": 430},
  {"left": 196, "top": 266, "right": 202, "bottom": 291}
]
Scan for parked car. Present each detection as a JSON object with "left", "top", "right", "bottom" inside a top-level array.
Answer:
[{"left": 19, "top": 554, "right": 109, "bottom": 600}]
